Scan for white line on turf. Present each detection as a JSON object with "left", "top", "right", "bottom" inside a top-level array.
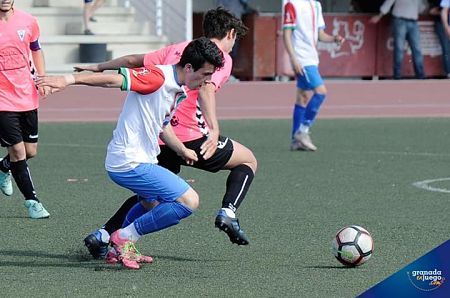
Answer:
[
  {"left": 339, "top": 150, "right": 450, "bottom": 158},
  {"left": 412, "top": 178, "right": 450, "bottom": 194},
  {"left": 40, "top": 143, "right": 104, "bottom": 149}
]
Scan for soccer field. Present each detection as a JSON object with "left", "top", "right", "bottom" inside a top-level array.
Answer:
[{"left": 0, "top": 118, "right": 448, "bottom": 297}]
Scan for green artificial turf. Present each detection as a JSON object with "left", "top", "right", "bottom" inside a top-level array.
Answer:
[{"left": 0, "top": 118, "right": 448, "bottom": 297}]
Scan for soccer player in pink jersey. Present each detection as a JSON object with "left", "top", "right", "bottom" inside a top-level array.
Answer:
[
  {"left": 75, "top": 8, "right": 256, "bottom": 259},
  {"left": 37, "top": 37, "right": 224, "bottom": 269},
  {"left": 0, "top": 0, "right": 50, "bottom": 218},
  {"left": 283, "top": 0, "right": 344, "bottom": 151}
]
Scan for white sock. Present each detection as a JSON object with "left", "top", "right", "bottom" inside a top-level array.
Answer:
[
  {"left": 98, "top": 228, "right": 110, "bottom": 243},
  {"left": 221, "top": 207, "right": 236, "bottom": 219},
  {"left": 120, "top": 223, "right": 141, "bottom": 242}
]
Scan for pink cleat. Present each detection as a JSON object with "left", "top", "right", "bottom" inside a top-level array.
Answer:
[
  {"left": 138, "top": 254, "right": 153, "bottom": 263},
  {"left": 105, "top": 249, "right": 119, "bottom": 264},
  {"left": 110, "top": 230, "right": 140, "bottom": 269},
  {"left": 109, "top": 230, "right": 153, "bottom": 269}
]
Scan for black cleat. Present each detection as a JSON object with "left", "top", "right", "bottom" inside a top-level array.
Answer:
[
  {"left": 84, "top": 230, "right": 109, "bottom": 259},
  {"left": 215, "top": 212, "right": 249, "bottom": 245}
]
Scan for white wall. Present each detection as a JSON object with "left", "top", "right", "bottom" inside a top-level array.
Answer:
[
  {"left": 192, "top": 0, "right": 282, "bottom": 13},
  {"left": 192, "top": 0, "right": 355, "bottom": 13}
]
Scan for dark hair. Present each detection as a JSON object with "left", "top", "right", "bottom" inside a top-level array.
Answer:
[
  {"left": 178, "top": 37, "right": 224, "bottom": 71},
  {"left": 203, "top": 7, "right": 248, "bottom": 40}
]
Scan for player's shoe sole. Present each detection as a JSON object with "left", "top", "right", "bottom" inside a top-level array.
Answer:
[
  {"left": 105, "top": 248, "right": 153, "bottom": 265},
  {"left": 215, "top": 214, "right": 249, "bottom": 245},
  {"left": 290, "top": 141, "right": 308, "bottom": 151}
]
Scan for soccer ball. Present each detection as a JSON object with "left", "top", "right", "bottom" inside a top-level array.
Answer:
[{"left": 331, "top": 225, "right": 374, "bottom": 267}]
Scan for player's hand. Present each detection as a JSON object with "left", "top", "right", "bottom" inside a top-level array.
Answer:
[
  {"left": 429, "top": 7, "right": 440, "bottom": 16},
  {"left": 369, "top": 15, "right": 382, "bottom": 24},
  {"left": 334, "top": 35, "right": 345, "bottom": 45},
  {"left": 179, "top": 148, "right": 198, "bottom": 165},
  {"left": 290, "top": 58, "right": 304, "bottom": 76},
  {"left": 74, "top": 64, "right": 101, "bottom": 72},
  {"left": 38, "top": 85, "right": 51, "bottom": 98},
  {"left": 200, "top": 131, "right": 219, "bottom": 160},
  {"left": 36, "top": 75, "right": 70, "bottom": 93}
]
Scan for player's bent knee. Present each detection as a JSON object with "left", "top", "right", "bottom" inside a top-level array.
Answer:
[
  {"left": 241, "top": 146, "right": 257, "bottom": 173},
  {"left": 247, "top": 152, "right": 257, "bottom": 173},
  {"left": 315, "top": 85, "right": 327, "bottom": 95},
  {"left": 26, "top": 151, "right": 37, "bottom": 159},
  {"left": 9, "top": 145, "right": 27, "bottom": 161},
  {"left": 296, "top": 91, "right": 309, "bottom": 106},
  {"left": 226, "top": 141, "right": 258, "bottom": 173},
  {"left": 176, "top": 187, "right": 199, "bottom": 211},
  {"left": 25, "top": 143, "right": 38, "bottom": 159}
]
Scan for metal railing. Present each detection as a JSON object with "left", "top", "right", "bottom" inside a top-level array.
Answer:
[{"left": 123, "top": 0, "right": 192, "bottom": 43}]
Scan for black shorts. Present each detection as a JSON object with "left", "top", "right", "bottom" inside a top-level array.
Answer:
[
  {"left": 0, "top": 110, "right": 38, "bottom": 147},
  {"left": 158, "top": 135, "right": 234, "bottom": 174}
]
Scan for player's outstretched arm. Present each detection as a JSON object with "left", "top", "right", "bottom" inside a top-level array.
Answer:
[
  {"left": 160, "top": 125, "right": 198, "bottom": 165},
  {"left": 36, "top": 72, "right": 124, "bottom": 93},
  {"left": 74, "top": 54, "right": 146, "bottom": 72}
]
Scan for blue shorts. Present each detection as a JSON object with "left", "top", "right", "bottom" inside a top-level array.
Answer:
[
  {"left": 296, "top": 65, "right": 324, "bottom": 90},
  {"left": 107, "top": 163, "right": 190, "bottom": 203}
]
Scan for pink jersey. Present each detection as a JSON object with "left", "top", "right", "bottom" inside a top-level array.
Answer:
[
  {"left": 0, "top": 9, "right": 40, "bottom": 112},
  {"left": 144, "top": 40, "right": 232, "bottom": 143}
]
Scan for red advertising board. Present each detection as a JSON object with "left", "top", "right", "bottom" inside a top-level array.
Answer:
[
  {"left": 276, "top": 14, "right": 448, "bottom": 78},
  {"left": 277, "top": 14, "right": 378, "bottom": 77}
]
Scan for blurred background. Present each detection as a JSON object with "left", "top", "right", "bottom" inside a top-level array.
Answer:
[{"left": 16, "top": 0, "right": 448, "bottom": 80}]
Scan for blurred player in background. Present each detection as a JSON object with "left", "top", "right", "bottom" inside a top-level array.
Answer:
[
  {"left": 77, "top": 8, "right": 256, "bottom": 260},
  {"left": 83, "top": 0, "right": 104, "bottom": 35},
  {"left": 283, "top": 0, "right": 344, "bottom": 151},
  {"left": 429, "top": 0, "right": 450, "bottom": 78},
  {"left": 37, "top": 37, "right": 224, "bottom": 269},
  {"left": 370, "top": 0, "right": 426, "bottom": 80},
  {"left": 0, "top": 0, "right": 50, "bottom": 218},
  {"left": 442, "top": 0, "right": 450, "bottom": 38}
]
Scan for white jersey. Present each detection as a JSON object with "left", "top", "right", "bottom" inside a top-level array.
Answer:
[
  {"left": 105, "top": 64, "right": 187, "bottom": 172},
  {"left": 283, "top": 0, "right": 326, "bottom": 66}
]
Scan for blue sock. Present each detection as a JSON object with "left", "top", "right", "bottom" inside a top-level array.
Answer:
[
  {"left": 133, "top": 201, "right": 193, "bottom": 235},
  {"left": 292, "top": 104, "right": 306, "bottom": 140},
  {"left": 122, "top": 202, "right": 147, "bottom": 228},
  {"left": 303, "top": 93, "right": 326, "bottom": 127}
]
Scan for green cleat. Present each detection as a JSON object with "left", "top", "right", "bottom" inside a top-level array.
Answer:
[
  {"left": 24, "top": 200, "right": 50, "bottom": 219},
  {"left": 0, "top": 171, "right": 13, "bottom": 196}
]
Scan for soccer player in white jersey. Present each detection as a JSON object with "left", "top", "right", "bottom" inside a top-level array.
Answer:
[
  {"left": 77, "top": 9, "right": 254, "bottom": 260},
  {"left": 282, "top": 0, "right": 344, "bottom": 151},
  {"left": 36, "top": 37, "right": 224, "bottom": 269}
]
